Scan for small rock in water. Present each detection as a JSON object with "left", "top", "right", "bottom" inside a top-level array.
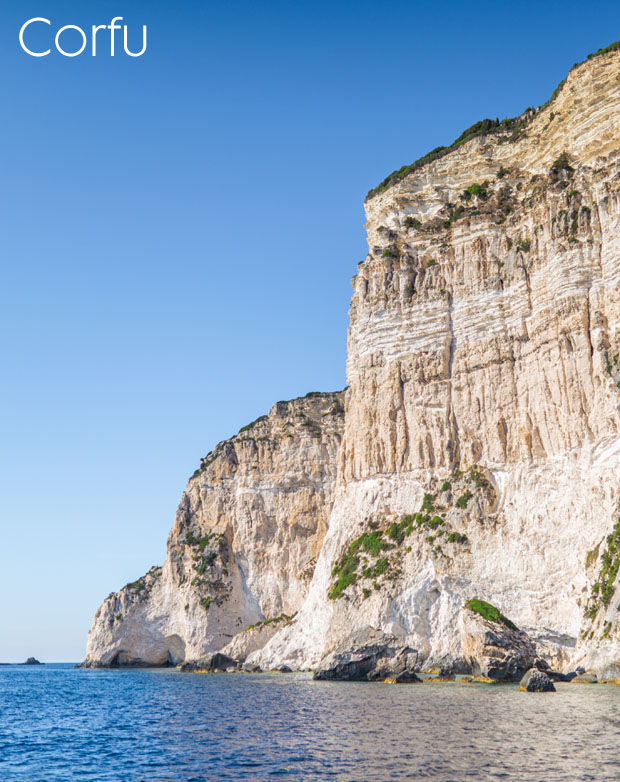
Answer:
[
  {"left": 571, "top": 672, "right": 598, "bottom": 684},
  {"left": 23, "top": 657, "right": 42, "bottom": 666},
  {"left": 519, "top": 668, "right": 555, "bottom": 692}
]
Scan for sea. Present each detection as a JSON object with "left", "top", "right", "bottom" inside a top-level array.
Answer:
[{"left": 1, "top": 663, "right": 619, "bottom": 781}]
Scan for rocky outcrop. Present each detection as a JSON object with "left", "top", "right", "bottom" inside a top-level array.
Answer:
[
  {"left": 83, "top": 393, "right": 344, "bottom": 667},
  {"left": 519, "top": 668, "right": 555, "bottom": 692},
  {"left": 460, "top": 602, "right": 536, "bottom": 681},
  {"left": 313, "top": 627, "right": 420, "bottom": 682},
  {"left": 87, "top": 45, "right": 620, "bottom": 679},
  {"left": 572, "top": 672, "right": 598, "bottom": 684},
  {"left": 180, "top": 653, "right": 238, "bottom": 673}
]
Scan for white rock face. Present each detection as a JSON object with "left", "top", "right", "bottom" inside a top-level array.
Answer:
[
  {"left": 83, "top": 393, "right": 344, "bottom": 666},
  {"left": 87, "top": 49, "right": 620, "bottom": 677},
  {"left": 250, "top": 50, "right": 620, "bottom": 676}
]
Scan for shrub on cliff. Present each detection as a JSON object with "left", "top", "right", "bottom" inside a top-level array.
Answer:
[{"left": 465, "top": 599, "right": 517, "bottom": 631}]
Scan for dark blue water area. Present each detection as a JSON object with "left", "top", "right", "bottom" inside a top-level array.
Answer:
[{"left": 1, "top": 664, "right": 620, "bottom": 781}]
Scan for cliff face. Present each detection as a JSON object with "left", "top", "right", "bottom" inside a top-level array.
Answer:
[
  {"left": 250, "top": 49, "right": 620, "bottom": 677},
  {"left": 83, "top": 392, "right": 344, "bottom": 666},
  {"left": 87, "top": 47, "right": 620, "bottom": 677}
]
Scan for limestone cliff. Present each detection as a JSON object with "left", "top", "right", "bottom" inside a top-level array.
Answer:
[
  {"left": 87, "top": 45, "right": 620, "bottom": 678},
  {"left": 250, "top": 46, "right": 620, "bottom": 677},
  {"left": 83, "top": 392, "right": 344, "bottom": 666}
]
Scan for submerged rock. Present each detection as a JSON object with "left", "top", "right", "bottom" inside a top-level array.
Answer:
[
  {"left": 313, "top": 627, "right": 420, "bottom": 682},
  {"left": 519, "top": 668, "right": 556, "bottom": 692}
]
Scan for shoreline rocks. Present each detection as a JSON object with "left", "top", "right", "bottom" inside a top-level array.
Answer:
[
  {"left": 180, "top": 653, "right": 239, "bottom": 673},
  {"left": 571, "top": 672, "right": 598, "bottom": 684},
  {"left": 519, "top": 668, "right": 556, "bottom": 692},
  {"left": 460, "top": 603, "right": 536, "bottom": 681},
  {"left": 313, "top": 627, "right": 420, "bottom": 683}
]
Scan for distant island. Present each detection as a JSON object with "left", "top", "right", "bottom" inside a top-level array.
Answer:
[{"left": 0, "top": 657, "right": 44, "bottom": 665}]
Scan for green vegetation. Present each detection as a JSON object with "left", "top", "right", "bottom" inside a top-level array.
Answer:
[
  {"left": 200, "top": 598, "right": 212, "bottom": 611},
  {"left": 184, "top": 530, "right": 216, "bottom": 549},
  {"left": 244, "top": 614, "right": 291, "bottom": 632},
  {"left": 404, "top": 216, "right": 422, "bottom": 230},
  {"left": 190, "top": 445, "right": 224, "bottom": 480},
  {"left": 329, "top": 522, "right": 404, "bottom": 599},
  {"left": 115, "top": 614, "right": 123, "bottom": 622},
  {"left": 374, "top": 558, "right": 389, "bottom": 576},
  {"left": 196, "top": 551, "right": 217, "bottom": 574},
  {"left": 497, "top": 166, "right": 508, "bottom": 179},
  {"left": 367, "top": 41, "right": 620, "bottom": 201},
  {"left": 328, "top": 528, "right": 390, "bottom": 599},
  {"left": 551, "top": 151, "right": 574, "bottom": 174},
  {"left": 239, "top": 415, "right": 267, "bottom": 433},
  {"left": 455, "top": 490, "right": 472, "bottom": 509},
  {"left": 465, "top": 598, "right": 518, "bottom": 631},
  {"left": 586, "top": 40, "right": 620, "bottom": 59},
  {"left": 329, "top": 553, "right": 359, "bottom": 599},
  {"left": 518, "top": 238, "right": 531, "bottom": 253},
  {"left": 365, "top": 118, "right": 521, "bottom": 200},
  {"left": 462, "top": 183, "right": 488, "bottom": 201},
  {"left": 426, "top": 259, "right": 438, "bottom": 268},
  {"left": 386, "top": 519, "right": 410, "bottom": 544},
  {"left": 446, "top": 203, "right": 466, "bottom": 224},
  {"left": 586, "top": 516, "right": 620, "bottom": 618},
  {"left": 183, "top": 529, "right": 224, "bottom": 579},
  {"left": 467, "top": 468, "right": 489, "bottom": 489},
  {"left": 328, "top": 468, "right": 493, "bottom": 599}
]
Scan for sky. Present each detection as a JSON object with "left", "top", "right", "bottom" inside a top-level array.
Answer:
[{"left": 1, "top": 0, "right": 619, "bottom": 661}]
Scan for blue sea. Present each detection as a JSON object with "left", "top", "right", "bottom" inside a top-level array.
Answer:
[{"left": 1, "top": 664, "right": 620, "bottom": 780}]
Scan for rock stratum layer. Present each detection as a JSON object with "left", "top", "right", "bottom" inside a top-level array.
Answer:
[{"left": 86, "top": 48, "right": 620, "bottom": 678}]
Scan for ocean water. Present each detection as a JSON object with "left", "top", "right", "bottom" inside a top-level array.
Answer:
[{"left": 1, "top": 665, "right": 620, "bottom": 781}]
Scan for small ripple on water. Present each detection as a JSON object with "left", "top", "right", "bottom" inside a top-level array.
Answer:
[{"left": 1, "top": 667, "right": 620, "bottom": 780}]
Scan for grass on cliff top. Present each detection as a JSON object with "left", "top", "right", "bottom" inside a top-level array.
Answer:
[
  {"left": 365, "top": 40, "right": 620, "bottom": 201},
  {"left": 465, "top": 599, "right": 518, "bottom": 631}
]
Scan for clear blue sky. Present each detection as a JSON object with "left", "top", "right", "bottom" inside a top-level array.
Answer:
[{"left": 0, "top": 0, "right": 618, "bottom": 661}]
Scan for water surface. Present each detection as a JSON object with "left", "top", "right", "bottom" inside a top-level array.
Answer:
[{"left": 1, "top": 664, "right": 619, "bottom": 780}]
